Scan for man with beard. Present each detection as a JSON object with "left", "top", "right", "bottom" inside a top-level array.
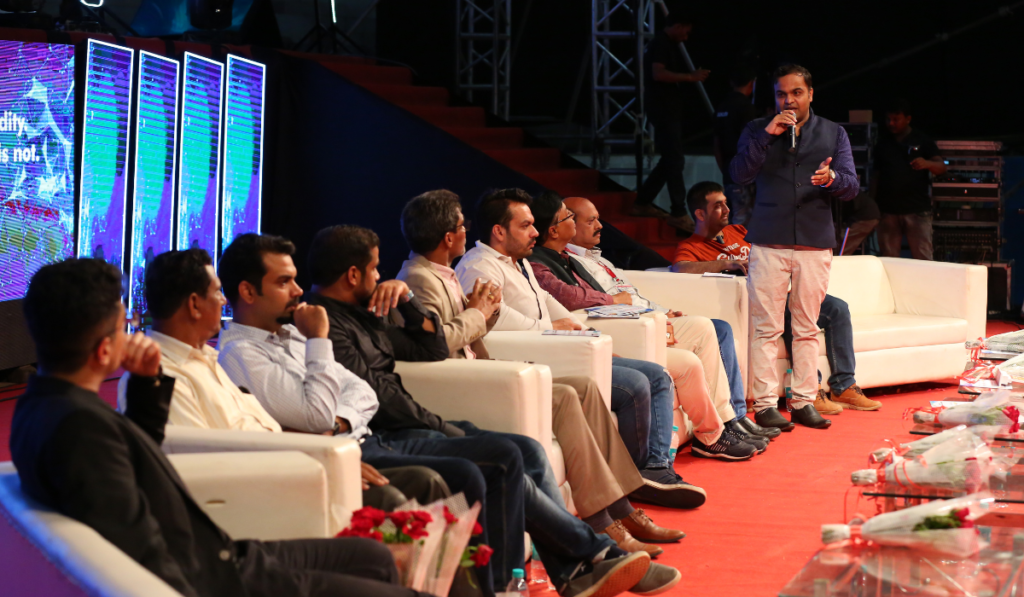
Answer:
[{"left": 728, "top": 64, "right": 859, "bottom": 431}]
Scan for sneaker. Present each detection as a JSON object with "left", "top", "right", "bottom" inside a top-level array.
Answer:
[
  {"left": 630, "top": 468, "right": 707, "bottom": 509},
  {"left": 814, "top": 387, "right": 843, "bottom": 415},
  {"left": 832, "top": 384, "right": 881, "bottom": 411},
  {"left": 691, "top": 430, "right": 757, "bottom": 461},
  {"left": 725, "top": 420, "right": 767, "bottom": 454},
  {"left": 562, "top": 551, "right": 651, "bottom": 597},
  {"left": 630, "top": 563, "right": 682, "bottom": 596}
]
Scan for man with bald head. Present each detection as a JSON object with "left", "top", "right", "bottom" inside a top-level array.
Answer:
[{"left": 563, "top": 196, "right": 779, "bottom": 443}]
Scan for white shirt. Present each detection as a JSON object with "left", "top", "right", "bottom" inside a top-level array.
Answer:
[
  {"left": 117, "top": 331, "right": 282, "bottom": 433},
  {"left": 565, "top": 243, "right": 667, "bottom": 313},
  {"left": 218, "top": 322, "right": 378, "bottom": 437},
  {"left": 455, "top": 241, "right": 579, "bottom": 331}
]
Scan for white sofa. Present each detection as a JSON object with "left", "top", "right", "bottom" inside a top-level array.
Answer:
[
  {"left": 0, "top": 452, "right": 331, "bottom": 597},
  {"left": 627, "top": 256, "right": 986, "bottom": 397}
]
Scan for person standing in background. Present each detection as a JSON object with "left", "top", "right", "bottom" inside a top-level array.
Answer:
[
  {"left": 713, "top": 66, "right": 759, "bottom": 226},
  {"left": 631, "top": 11, "right": 709, "bottom": 231},
  {"left": 873, "top": 99, "right": 947, "bottom": 260}
]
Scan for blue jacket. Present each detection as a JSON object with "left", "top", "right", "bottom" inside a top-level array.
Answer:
[{"left": 729, "top": 110, "right": 858, "bottom": 248}]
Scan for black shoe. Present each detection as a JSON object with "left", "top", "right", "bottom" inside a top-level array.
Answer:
[
  {"left": 691, "top": 430, "right": 757, "bottom": 461},
  {"left": 725, "top": 420, "right": 768, "bottom": 453},
  {"left": 791, "top": 404, "right": 832, "bottom": 429},
  {"left": 630, "top": 468, "right": 707, "bottom": 509},
  {"left": 754, "top": 407, "right": 796, "bottom": 432},
  {"left": 736, "top": 415, "right": 782, "bottom": 440}
]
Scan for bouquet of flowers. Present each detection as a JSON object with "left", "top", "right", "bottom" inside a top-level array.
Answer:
[
  {"left": 822, "top": 492, "right": 994, "bottom": 557},
  {"left": 424, "top": 494, "right": 489, "bottom": 597},
  {"left": 338, "top": 494, "right": 484, "bottom": 592},
  {"left": 909, "top": 391, "right": 1021, "bottom": 434},
  {"left": 869, "top": 425, "right": 981, "bottom": 465},
  {"left": 852, "top": 430, "right": 1008, "bottom": 492}
]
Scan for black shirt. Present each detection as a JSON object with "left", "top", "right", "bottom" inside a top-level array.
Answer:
[
  {"left": 645, "top": 31, "right": 686, "bottom": 118},
  {"left": 874, "top": 129, "right": 941, "bottom": 215},
  {"left": 713, "top": 90, "right": 759, "bottom": 184}
]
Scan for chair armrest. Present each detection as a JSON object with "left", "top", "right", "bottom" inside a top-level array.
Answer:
[
  {"left": 162, "top": 426, "right": 361, "bottom": 535},
  {"left": 168, "top": 451, "right": 329, "bottom": 541},
  {"left": 624, "top": 270, "right": 749, "bottom": 371},
  {"left": 394, "top": 359, "right": 555, "bottom": 461},
  {"left": 0, "top": 463, "right": 183, "bottom": 597},
  {"left": 879, "top": 258, "right": 988, "bottom": 341},
  {"left": 576, "top": 311, "right": 668, "bottom": 367},
  {"left": 481, "top": 331, "right": 613, "bottom": 408}
]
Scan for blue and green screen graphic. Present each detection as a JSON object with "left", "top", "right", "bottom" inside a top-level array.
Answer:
[
  {"left": 221, "top": 55, "right": 264, "bottom": 250},
  {"left": 129, "top": 51, "right": 179, "bottom": 318},
  {"left": 176, "top": 52, "right": 223, "bottom": 262},
  {"left": 78, "top": 40, "right": 133, "bottom": 273},
  {"left": 0, "top": 41, "right": 75, "bottom": 302}
]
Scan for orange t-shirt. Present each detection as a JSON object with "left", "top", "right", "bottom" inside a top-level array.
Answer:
[{"left": 673, "top": 225, "right": 750, "bottom": 263}]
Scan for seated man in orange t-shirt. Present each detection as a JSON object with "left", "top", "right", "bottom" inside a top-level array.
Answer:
[{"left": 673, "top": 182, "right": 880, "bottom": 413}]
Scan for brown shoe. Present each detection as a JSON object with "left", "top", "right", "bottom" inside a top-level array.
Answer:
[
  {"left": 620, "top": 509, "right": 684, "bottom": 544},
  {"left": 602, "top": 520, "right": 664, "bottom": 558},
  {"left": 629, "top": 203, "right": 670, "bottom": 218},
  {"left": 831, "top": 385, "right": 881, "bottom": 411},
  {"left": 814, "top": 387, "right": 843, "bottom": 415}
]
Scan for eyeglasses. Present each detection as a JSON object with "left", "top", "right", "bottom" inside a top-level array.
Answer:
[
  {"left": 452, "top": 220, "right": 472, "bottom": 233},
  {"left": 554, "top": 211, "right": 575, "bottom": 226}
]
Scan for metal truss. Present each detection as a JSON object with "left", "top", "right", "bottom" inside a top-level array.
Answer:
[
  {"left": 591, "top": 0, "right": 655, "bottom": 178},
  {"left": 456, "top": 0, "right": 511, "bottom": 120}
]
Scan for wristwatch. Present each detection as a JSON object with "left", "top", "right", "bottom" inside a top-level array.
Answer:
[
  {"left": 404, "top": 289, "right": 415, "bottom": 303},
  {"left": 820, "top": 168, "right": 836, "bottom": 188}
]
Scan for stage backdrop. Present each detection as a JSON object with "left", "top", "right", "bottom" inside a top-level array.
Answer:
[{"left": 258, "top": 50, "right": 665, "bottom": 285}]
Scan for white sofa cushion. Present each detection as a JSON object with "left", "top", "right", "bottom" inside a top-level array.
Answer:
[
  {"left": 826, "top": 256, "right": 896, "bottom": 316},
  {"left": 849, "top": 314, "right": 969, "bottom": 352}
]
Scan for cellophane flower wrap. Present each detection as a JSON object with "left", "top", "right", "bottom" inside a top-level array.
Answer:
[
  {"left": 852, "top": 430, "right": 1010, "bottom": 492},
  {"left": 911, "top": 391, "right": 1021, "bottom": 434},
  {"left": 822, "top": 492, "right": 994, "bottom": 557},
  {"left": 421, "top": 494, "right": 484, "bottom": 597}
]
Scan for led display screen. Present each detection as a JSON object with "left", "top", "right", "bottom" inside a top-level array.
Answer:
[
  {"left": 176, "top": 52, "right": 223, "bottom": 263},
  {"left": 128, "top": 51, "right": 179, "bottom": 318},
  {"left": 0, "top": 41, "right": 76, "bottom": 302},
  {"left": 78, "top": 40, "right": 133, "bottom": 274},
  {"left": 221, "top": 54, "right": 264, "bottom": 250}
]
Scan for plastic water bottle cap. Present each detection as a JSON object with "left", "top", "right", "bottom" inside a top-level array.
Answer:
[
  {"left": 512, "top": 568, "right": 525, "bottom": 579},
  {"left": 786, "top": 368, "right": 793, "bottom": 374},
  {"left": 672, "top": 425, "right": 679, "bottom": 432}
]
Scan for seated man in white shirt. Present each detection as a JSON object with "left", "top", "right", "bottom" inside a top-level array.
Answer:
[
  {"left": 116, "top": 248, "right": 448, "bottom": 511},
  {"left": 455, "top": 189, "right": 746, "bottom": 505}
]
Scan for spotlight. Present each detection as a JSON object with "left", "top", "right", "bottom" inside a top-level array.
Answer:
[{"left": 188, "top": 0, "right": 233, "bottom": 30}]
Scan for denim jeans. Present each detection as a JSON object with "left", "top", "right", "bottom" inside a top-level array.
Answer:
[
  {"left": 373, "top": 423, "right": 616, "bottom": 592},
  {"left": 611, "top": 357, "right": 675, "bottom": 469},
  {"left": 783, "top": 294, "right": 857, "bottom": 395},
  {"left": 711, "top": 319, "right": 747, "bottom": 418},
  {"left": 608, "top": 365, "right": 650, "bottom": 468}
]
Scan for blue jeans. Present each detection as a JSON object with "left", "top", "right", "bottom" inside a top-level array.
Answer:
[
  {"left": 611, "top": 357, "right": 675, "bottom": 470},
  {"left": 712, "top": 319, "right": 747, "bottom": 418},
  {"left": 782, "top": 294, "right": 857, "bottom": 395},
  {"left": 375, "top": 424, "right": 616, "bottom": 592}
]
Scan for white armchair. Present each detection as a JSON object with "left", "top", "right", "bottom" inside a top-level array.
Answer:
[
  {"left": 161, "top": 427, "right": 362, "bottom": 535},
  {"left": 576, "top": 311, "right": 669, "bottom": 367},
  {"left": 0, "top": 452, "right": 331, "bottom": 597}
]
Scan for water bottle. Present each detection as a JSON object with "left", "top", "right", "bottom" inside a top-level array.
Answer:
[
  {"left": 784, "top": 368, "right": 794, "bottom": 412},
  {"left": 669, "top": 447, "right": 677, "bottom": 461},
  {"left": 670, "top": 424, "right": 680, "bottom": 452},
  {"left": 528, "top": 544, "right": 551, "bottom": 589},
  {"left": 506, "top": 568, "right": 529, "bottom": 596}
]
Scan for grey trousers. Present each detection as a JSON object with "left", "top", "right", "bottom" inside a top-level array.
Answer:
[{"left": 364, "top": 465, "right": 452, "bottom": 511}]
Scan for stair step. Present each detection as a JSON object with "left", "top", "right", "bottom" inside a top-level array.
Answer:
[
  {"left": 485, "top": 149, "right": 561, "bottom": 171},
  {"left": 362, "top": 83, "right": 449, "bottom": 107},
  {"left": 443, "top": 127, "right": 524, "bottom": 150},
  {"left": 321, "top": 61, "right": 414, "bottom": 86},
  {"left": 405, "top": 106, "right": 486, "bottom": 128},
  {"left": 587, "top": 191, "right": 636, "bottom": 216},
  {"left": 525, "top": 169, "right": 601, "bottom": 195}
]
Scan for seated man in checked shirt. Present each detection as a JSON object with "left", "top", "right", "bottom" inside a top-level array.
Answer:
[{"left": 116, "top": 248, "right": 450, "bottom": 512}]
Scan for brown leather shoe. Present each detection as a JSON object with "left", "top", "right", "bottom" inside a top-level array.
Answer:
[
  {"left": 831, "top": 385, "right": 881, "bottom": 411},
  {"left": 620, "top": 509, "right": 684, "bottom": 544},
  {"left": 814, "top": 387, "right": 843, "bottom": 415},
  {"left": 603, "top": 520, "right": 664, "bottom": 557}
]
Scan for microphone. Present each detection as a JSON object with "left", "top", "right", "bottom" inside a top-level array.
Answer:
[{"left": 788, "top": 123, "right": 797, "bottom": 154}]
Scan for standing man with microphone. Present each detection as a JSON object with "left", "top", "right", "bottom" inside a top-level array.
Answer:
[{"left": 729, "top": 64, "right": 859, "bottom": 431}]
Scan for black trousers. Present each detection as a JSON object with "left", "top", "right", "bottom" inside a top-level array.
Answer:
[
  {"left": 237, "top": 537, "right": 434, "bottom": 597},
  {"left": 635, "top": 114, "right": 687, "bottom": 216}
]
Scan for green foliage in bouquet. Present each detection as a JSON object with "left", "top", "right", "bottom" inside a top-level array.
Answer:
[{"left": 912, "top": 508, "right": 974, "bottom": 531}]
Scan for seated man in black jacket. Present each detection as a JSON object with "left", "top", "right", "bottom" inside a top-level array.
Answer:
[
  {"left": 10, "top": 258, "right": 424, "bottom": 597},
  {"left": 304, "top": 226, "right": 680, "bottom": 596}
]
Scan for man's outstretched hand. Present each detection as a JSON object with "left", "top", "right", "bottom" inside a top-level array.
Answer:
[{"left": 811, "top": 157, "right": 834, "bottom": 187}]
